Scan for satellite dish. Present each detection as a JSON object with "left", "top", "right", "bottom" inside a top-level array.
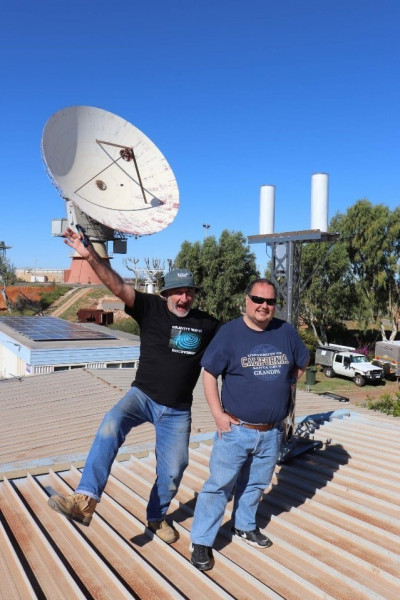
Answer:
[{"left": 41, "top": 105, "right": 179, "bottom": 236}]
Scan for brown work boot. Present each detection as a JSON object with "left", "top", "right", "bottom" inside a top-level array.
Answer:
[
  {"left": 48, "top": 493, "right": 97, "bottom": 526},
  {"left": 147, "top": 519, "right": 179, "bottom": 543}
]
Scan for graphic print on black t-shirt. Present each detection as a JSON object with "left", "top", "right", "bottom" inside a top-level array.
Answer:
[
  {"left": 241, "top": 343, "right": 289, "bottom": 381},
  {"left": 169, "top": 325, "right": 202, "bottom": 355}
]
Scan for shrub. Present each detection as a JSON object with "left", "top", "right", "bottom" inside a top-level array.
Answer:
[{"left": 365, "top": 393, "right": 400, "bottom": 417}]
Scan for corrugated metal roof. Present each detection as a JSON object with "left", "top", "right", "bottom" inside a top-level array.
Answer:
[{"left": 1, "top": 369, "right": 399, "bottom": 599}]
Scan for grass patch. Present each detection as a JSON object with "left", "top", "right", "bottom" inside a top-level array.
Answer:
[
  {"left": 297, "top": 368, "right": 386, "bottom": 396},
  {"left": 58, "top": 287, "right": 109, "bottom": 321},
  {"left": 53, "top": 288, "right": 140, "bottom": 334},
  {"left": 109, "top": 318, "right": 140, "bottom": 336},
  {"left": 299, "top": 367, "right": 400, "bottom": 416},
  {"left": 39, "top": 286, "right": 70, "bottom": 309}
]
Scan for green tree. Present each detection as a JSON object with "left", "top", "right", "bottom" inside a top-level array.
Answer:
[
  {"left": 174, "top": 230, "right": 258, "bottom": 321},
  {"left": 0, "top": 251, "right": 16, "bottom": 313},
  {"left": 339, "top": 200, "right": 400, "bottom": 338},
  {"left": 299, "top": 200, "right": 400, "bottom": 343},
  {"left": 300, "top": 215, "right": 355, "bottom": 344}
]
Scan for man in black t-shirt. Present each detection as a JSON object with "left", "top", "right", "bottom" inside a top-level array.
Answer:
[{"left": 48, "top": 228, "right": 220, "bottom": 543}]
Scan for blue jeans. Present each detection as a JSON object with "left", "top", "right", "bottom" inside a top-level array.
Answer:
[
  {"left": 76, "top": 386, "right": 191, "bottom": 521},
  {"left": 191, "top": 423, "right": 282, "bottom": 546}
]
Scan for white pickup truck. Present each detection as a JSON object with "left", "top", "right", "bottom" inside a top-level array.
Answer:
[{"left": 315, "top": 344, "right": 384, "bottom": 387}]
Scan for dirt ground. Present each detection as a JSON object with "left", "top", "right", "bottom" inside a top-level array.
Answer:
[
  {"left": 0, "top": 285, "right": 57, "bottom": 312},
  {"left": 306, "top": 376, "right": 399, "bottom": 408},
  {"left": 343, "top": 378, "right": 399, "bottom": 406}
]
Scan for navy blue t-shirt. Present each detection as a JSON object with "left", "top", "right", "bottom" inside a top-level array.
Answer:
[{"left": 201, "top": 316, "right": 309, "bottom": 423}]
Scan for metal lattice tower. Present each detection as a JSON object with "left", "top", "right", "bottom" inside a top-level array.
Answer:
[
  {"left": 248, "top": 229, "right": 339, "bottom": 327},
  {"left": 0, "top": 241, "right": 12, "bottom": 262}
]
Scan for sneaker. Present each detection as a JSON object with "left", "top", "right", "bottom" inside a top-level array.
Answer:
[
  {"left": 190, "top": 544, "right": 214, "bottom": 571},
  {"left": 48, "top": 493, "right": 97, "bottom": 526},
  {"left": 232, "top": 527, "right": 272, "bottom": 548},
  {"left": 147, "top": 520, "right": 179, "bottom": 544}
]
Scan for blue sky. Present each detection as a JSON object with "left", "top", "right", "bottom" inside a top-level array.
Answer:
[{"left": 1, "top": 0, "right": 399, "bottom": 276}]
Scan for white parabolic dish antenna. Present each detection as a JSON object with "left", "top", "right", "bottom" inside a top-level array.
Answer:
[{"left": 41, "top": 105, "right": 179, "bottom": 236}]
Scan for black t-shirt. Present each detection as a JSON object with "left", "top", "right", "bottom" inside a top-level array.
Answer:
[{"left": 125, "top": 291, "right": 220, "bottom": 410}]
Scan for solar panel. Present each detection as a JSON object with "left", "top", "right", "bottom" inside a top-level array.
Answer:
[{"left": 0, "top": 316, "right": 117, "bottom": 342}]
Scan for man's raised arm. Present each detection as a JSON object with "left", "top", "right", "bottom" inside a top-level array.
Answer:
[{"left": 63, "top": 227, "right": 135, "bottom": 308}]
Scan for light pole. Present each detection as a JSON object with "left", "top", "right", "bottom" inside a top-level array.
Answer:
[{"left": 202, "top": 224, "right": 210, "bottom": 238}]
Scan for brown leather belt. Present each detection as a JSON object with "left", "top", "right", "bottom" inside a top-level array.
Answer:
[{"left": 224, "top": 410, "right": 276, "bottom": 432}]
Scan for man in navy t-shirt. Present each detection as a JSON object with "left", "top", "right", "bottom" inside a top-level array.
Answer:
[{"left": 190, "top": 278, "right": 309, "bottom": 570}]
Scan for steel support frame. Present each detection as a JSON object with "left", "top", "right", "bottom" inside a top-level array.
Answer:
[
  {"left": 270, "top": 239, "right": 303, "bottom": 327},
  {"left": 248, "top": 229, "right": 339, "bottom": 461}
]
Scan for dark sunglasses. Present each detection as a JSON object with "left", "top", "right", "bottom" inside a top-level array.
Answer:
[{"left": 248, "top": 294, "right": 277, "bottom": 306}]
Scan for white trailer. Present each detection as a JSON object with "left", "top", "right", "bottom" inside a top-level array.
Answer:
[{"left": 373, "top": 340, "right": 400, "bottom": 378}]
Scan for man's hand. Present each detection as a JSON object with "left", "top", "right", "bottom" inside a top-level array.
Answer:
[
  {"left": 203, "top": 369, "right": 239, "bottom": 437},
  {"left": 215, "top": 412, "right": 239, "bottom": 438},
  {"left": 63, "top": 227, "right": 92, "bottom": 259},
  {"left": 61, "top": 226, "right": 135, "bottom": 307}
]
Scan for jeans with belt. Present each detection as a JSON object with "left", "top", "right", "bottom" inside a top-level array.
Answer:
[
  {"left": 191, "top": 423, "right": 282, "bottom": 546},
  {"left": 76, "top": 386, "right": 191, "bottom": 521}
]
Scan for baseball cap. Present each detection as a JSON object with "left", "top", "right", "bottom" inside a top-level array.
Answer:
[{"left": 160, "top": 269, "right": 199, "bottom": 295}]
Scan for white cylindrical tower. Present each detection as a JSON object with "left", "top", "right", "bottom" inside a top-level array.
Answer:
[
  {"left": 259, "top": 185, "right": 275, "bottom": 234},
  {"left": 311, "top": 173, "right": 329, "bottom": 232}
]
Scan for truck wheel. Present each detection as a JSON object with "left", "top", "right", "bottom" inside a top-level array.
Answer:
[
  {"left": 354, "top": 374, "right": 366, "bottom": 387},
  {"left": 324, "top": 367, "right": 334, "bottom": 378}
]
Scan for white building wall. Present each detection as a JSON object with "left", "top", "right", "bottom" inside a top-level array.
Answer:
[
  {"left": 0, "top": 344, "right": 23, "bottom": 378},
  {"left": 16, "top": 268, "right": 65, "bottom": 283}
]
